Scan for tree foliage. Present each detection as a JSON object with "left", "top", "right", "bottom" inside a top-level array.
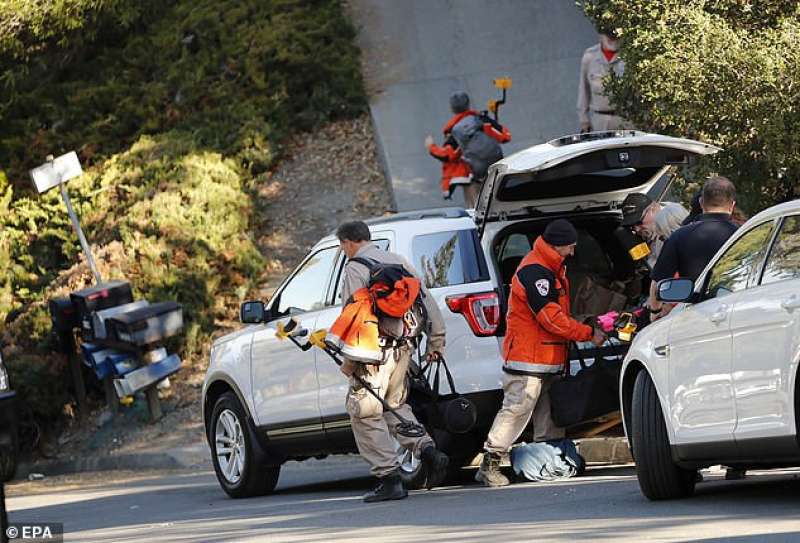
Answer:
[
  {"left": 0, "top": 0, "right": 366, "bottom": 428},
  {"left": 579, "top": 0, "right": 800, "bottom": 212}
]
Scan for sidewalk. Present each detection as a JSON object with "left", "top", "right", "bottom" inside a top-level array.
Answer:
[{"left": 349, "top": 0, "right": 597, "bottom": 210}]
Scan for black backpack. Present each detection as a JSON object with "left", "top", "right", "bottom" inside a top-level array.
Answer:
[{"left": 349, "top": 257, "right": 428, "bottom": 338}]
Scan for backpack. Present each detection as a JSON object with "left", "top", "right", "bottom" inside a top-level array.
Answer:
[
  {"left": 349, "top": 257, "right": 427, "bottom": 338},
  {"left": 450, "top": 114, "right": 504, "bottom": 181}
]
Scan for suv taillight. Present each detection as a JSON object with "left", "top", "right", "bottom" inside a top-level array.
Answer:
[{"left": 446, "top": 292, "right": 500, "bottom": 336}]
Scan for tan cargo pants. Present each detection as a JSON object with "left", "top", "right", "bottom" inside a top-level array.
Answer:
[
  {"left": 462, "top": 182, "right": 481, "bottom": 209},
  {"left": 484, "top": 372, "right": 564, "bottom": 455},
  {"left": 346, "top": 346, "right": 433, "bottom": 477},
  {"left": 589, "top": 111, "right": 634, "bottom": 132}
]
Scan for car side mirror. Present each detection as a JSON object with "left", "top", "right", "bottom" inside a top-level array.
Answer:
[
  {"left": 656, "top": 278, "right": 695, "bottom": 303},
  {"left": 240, "top": 300, "right": 267, "bottom": 324}
]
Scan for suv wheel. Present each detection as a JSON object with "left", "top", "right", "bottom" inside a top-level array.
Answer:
[
  {"left": 0, "top": 428, "right": 18, "bottom": 482},
  {"left": 397, "top": 445, "right": 427, "bottom": 490},
  {"left": 210, "top": 392, "right": 280, "bottom": 498},
  {"left": 631, "top": 371, "right": 696, "bottom": 500}
]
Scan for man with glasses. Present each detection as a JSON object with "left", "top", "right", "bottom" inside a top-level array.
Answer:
[{"left": 621, "top": 192, "right": 665, "bottom": 271}]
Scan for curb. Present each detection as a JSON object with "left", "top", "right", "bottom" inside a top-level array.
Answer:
[
  {"left": 576, "top": 437, "right": 633, "bottom": 465},
  {"left": 17, "top": 453, "right": 183, "bottom": 479},
  {"left": 16, "top": 441, "right": 210, "bottom": 480},
  {"left": 15, "top": 439, "right": 632, "bottom": 480}
]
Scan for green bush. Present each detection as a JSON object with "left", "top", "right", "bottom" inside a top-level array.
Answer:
[
  {"left": 0, "top": 0, "right": 366, "bottom": 435},
  {"left": 579, "top": 0, "right": 800, "bottom": 212}
]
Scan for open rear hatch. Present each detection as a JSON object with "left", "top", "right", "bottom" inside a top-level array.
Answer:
[{"left": 475, "top": 131, "right": 720, "bottom": 233}]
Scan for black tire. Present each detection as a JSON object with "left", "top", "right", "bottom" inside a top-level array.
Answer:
[
  {"left": 0, "top": 424, "right": 18, "bottom": 483},
  {"left": 209, "top": 392, "right": 280, "bottom": 498},
  {"left": 398, "top": 446, "right": 427, "bottom": 490},
  {"left": 398, "top": 428, "right": 480, "bottom": 489},
  {"left": 631, "top": 371, "right": 696, "bottom": 500}
]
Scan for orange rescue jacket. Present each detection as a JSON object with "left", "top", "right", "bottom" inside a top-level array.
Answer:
[
  {"left": 502, "top": 237, "right": 593, "bottom": 374},
  {"left": 429, "top": 111, "right": 511, "bottom": 198},
  {"left": 327, "top": 288, "right": 383, "bottom": 364},
  {"left": 428, "top": 136, "right": 471, "bottom": 198}
]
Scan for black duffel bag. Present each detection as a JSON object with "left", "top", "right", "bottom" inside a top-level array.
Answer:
[
  {"left": 549, "top": 344, "right": 623, "bottom": 428},
  {"left": 408, "top": 355, "right": 476, "bottom": 434}
]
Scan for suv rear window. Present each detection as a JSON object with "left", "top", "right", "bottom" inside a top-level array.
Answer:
[{"left": 412, "top": 229, "right": 489, "bottom": 288}]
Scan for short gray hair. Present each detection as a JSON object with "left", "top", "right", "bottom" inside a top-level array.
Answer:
[
  {"left": 654, "top": 202, "right": 689, "bottom": 239},
  {"left": 336, "top": 221, "right": 371, "bottom": 242}
]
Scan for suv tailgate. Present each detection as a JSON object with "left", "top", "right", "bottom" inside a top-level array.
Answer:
[{"left": 475, "top": 132, "right": 720, "bottom": 228}]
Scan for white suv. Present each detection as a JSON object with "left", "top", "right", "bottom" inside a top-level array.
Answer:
[
  {"left": 621, "top": 199, "right": 800, "bottom": 500},
  {"left": 203, "top": 131, "right": 719, "bottom": 497}
]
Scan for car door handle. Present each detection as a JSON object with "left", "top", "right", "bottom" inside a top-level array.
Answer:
[
  {"left": 709, "top": 305, "right": 729, "bottom": 323},
  {"left": 781, "top": 295, "right": 800, "bottom": 311}
]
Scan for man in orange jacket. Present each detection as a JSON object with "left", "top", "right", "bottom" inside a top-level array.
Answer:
[
  {"left": 476, "top": 219, "right": 606, "bottom": 487},
  {"left": 425, "top": 91, "right": 511, "bottom": 207}
]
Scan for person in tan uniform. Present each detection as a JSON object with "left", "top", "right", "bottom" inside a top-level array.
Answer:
[
  {"left": 337, "top": 220, "right": 450, "bottom": 502},
  {"left": 577, "top": 31, "right": 633, "bottom": 133}
]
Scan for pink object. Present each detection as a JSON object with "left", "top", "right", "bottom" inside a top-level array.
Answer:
[{"left": 597, "top": 311, "right": 619, "bottom": 333}]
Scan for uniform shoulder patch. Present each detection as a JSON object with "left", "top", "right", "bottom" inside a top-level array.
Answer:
[{"left": 535, "top": 278, "right": 550, "bottom": 296}]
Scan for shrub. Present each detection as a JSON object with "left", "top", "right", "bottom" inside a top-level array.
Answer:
[
  {"left": 0, "top": 0, "right": 366, "bottom": 438},
  {"left": 579, "top": 0, "right": 800, "bottom": 212}
]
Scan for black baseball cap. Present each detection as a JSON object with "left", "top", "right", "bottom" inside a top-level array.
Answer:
[{"left": 621, "top": 193, "right": 653, "bottom": 227}]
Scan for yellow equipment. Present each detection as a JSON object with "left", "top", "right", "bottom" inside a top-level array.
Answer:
[
  {"left": 615, "top": 312, "right": 638, "bottom": 342},
  {"left": 487, "top": 77, "right": 512, "bottom": 121}
]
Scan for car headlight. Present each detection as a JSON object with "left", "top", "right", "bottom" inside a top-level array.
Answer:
[{"left": 0, "top": 352, "right": 9, "bottom": 392}]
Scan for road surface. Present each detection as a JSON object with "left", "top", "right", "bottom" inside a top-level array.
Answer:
[{"left": 7, "top": 456, "right": 800, "bottom": 542}]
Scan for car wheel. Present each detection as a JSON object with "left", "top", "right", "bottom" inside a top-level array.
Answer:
[
  {"left": 0, "top": 428, "right": 18, "bottom": 482},
  {"left": 631, "top": 371, "right": 696, "bottom": 500},
  {"left": 210, "top": 392, "right": 280, "bottom": 498},
  {"left": 397, "top": 445, "right": 427, "bottom": 490}
]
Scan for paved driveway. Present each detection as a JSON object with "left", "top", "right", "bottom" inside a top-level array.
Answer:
[{"left": 350, "top": 0, "right": 597, "bottom": 210}]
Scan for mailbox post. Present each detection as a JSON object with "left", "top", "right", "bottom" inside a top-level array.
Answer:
[
  {"left": 29, "top": 152, "right": 94, "bottom": 420},
  {"left": 30, "top": 152, "right": 102, "bottom": 284}
]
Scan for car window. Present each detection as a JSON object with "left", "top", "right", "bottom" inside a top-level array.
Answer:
[
  {"left": 704, "top": 221, "right": 775, "bottom": 299},
  {"left": 499, "top": 233, "right": 531, "bottom": 260},
  {"left": 412, "top": 229, "right": 489, "bottom": 289},
  {"left": 275, "top": 246, "right": 339, "bottom": 317},
  {"left": 761, "top": 215, "right": 800, "bottom": 285},
  {"left": 332, "top": 239, "right": 390, "bottom": 304}
]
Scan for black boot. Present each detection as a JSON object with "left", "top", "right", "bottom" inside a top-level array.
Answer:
[
  {"left": 421, "top": 445, "right": 450, "bottom": 489},
  {"left": 363, "top": 471, "right": 408, "bottom": 503}
]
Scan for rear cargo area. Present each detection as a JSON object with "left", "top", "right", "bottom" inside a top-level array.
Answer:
[{"left": 492, "top": 213, "right": 647, "bottom": 357}]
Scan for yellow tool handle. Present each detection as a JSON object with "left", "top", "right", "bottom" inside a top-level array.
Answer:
[
  {"left": 309, "top": 329, "right": 328, "bottom": 349},
  {"left": 494, "top": 77, "right": 512, "bottom": 89},
  {"left": 275, "top": 321, "right": 289, "bottom": 340}
]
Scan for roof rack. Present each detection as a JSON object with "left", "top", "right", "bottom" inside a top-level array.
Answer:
[
  {"left": 547, "top": 130, "right": 647, "bottom": 147},
  {"left": 364, "top": 207, "right": 469, "bottom": 225}
]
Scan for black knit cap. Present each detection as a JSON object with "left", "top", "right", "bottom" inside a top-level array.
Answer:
[
  {"left": 543, "top": 219, "right": 578, "bottom": 247},
  {"left": 449, "top": 91, "right": 470, "bottom": 113}
]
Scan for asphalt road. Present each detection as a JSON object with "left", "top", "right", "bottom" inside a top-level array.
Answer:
[
  {"left": 7, "top": 457, "right": 800, "bottom": 542},
  {"left": 349, "top": 0, "right": 597, "bottom": 211}
]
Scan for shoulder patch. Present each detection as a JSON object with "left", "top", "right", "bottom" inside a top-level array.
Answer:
[{"left": 535, "top": 278, "right": 550, "bottom": 296}]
